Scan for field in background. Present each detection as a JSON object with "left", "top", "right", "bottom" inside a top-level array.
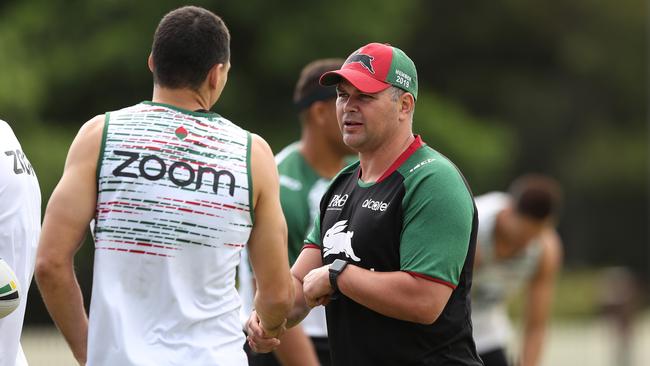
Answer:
[
  {"left": 21, "top": 311, "right": 650, "bottom": 366},
  {"left": 539, "top": 312, "right": 650, "bottom": 366}
]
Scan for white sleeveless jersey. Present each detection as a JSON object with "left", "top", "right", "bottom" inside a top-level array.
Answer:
[
  {"left": 89, "top": 102, "right": 253, "bottom": 366},
  {"left": 0, "top": 120, "right": 41, "bottom": 366},
  {"left": 471, "top": 192, "right": 543, "bottom": 353}
]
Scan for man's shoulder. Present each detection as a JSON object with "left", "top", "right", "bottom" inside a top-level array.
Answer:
[
  {"left": 212, "top": 113, "right": 248, "bottom": 133},
  {"left": 107, "top": 102, "right": 150, "bottom": 115},
  {"left": 275, "top": 142, "right": 302, "bottom": 167},
  {"left": 0, "top": 119, "right": 11, "bottom": 131},
  {"left": 0, "top": 120, "right": 17, "bottom": 144},
  {"left": 398, "top": 146, "right": 465, "bottom": 186},
  {"left": 396, "top": 146, "right": 475, "bottom": 217}
]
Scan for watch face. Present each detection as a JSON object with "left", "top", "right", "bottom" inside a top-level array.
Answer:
[{"left": 330, "top": 259, "right": 347, "bottom": 273}]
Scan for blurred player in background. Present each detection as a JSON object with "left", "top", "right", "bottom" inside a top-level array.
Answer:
[
  {"left": 35, "top": 6, "right": 293, "bottom": 366},
  {"left": 471, "top": 174, "right": 563, "bottom": 366},
  {"left": 0, "top": 120, "right": 41, "bottom": 366},
  {"left": 240, "top": 58, "right": 354, "bottom": 366}
]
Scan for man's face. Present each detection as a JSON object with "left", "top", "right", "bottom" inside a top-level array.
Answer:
[
  {"left": 319, "top": 98, "right": 355, "bottom": 156},
  {"left": 335, "top": 80, "right": 401, "bottom": 153}
]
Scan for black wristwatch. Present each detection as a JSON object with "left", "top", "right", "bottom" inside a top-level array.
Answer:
[{"left": 329, "top": 259, "right": 348, "bottom": 300}]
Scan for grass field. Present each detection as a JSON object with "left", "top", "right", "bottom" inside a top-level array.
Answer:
[{"left": 20, "top": 311, "right": 650, "bottom": 366}]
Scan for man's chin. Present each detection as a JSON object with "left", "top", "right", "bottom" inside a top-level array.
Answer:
[{"left": 343, "top": 135, "right": 364, "bottom": 151}]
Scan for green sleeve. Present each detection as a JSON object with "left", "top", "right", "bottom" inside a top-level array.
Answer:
[
  {"left": 304, "top": 214, "right": 322, "bottom": 248},
  {"left": 280, "top": 187, "right": 310, "bottom": 265},
  {"left": 399, "top": 164, "right": 474, "bottom": 288}
]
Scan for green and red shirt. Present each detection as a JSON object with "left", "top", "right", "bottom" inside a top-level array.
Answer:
[{"left": 305, "top": 136, "right": 482, "bottom": 366}]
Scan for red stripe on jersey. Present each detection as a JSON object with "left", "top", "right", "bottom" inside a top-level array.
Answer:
[
  {"left": 404, "top": 271, "right": 457, "bottom": 289},
  {"left": 302, "top": 244, "right": 320, "bottom": 251},
  {"left": 376, "top": 135, "right": 424, "bottom": 183}
]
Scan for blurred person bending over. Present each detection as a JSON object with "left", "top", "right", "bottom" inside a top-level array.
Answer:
[
  {"left": 35, "top": 6, "right": 293, "bottom": 366},
  {"left": 0, "top": 121, "right": 41, "bottom": 366},
  {"left": 247, "top": 43, "right": 483, "bottom": 366},
  {"left": 471, "top": 174, "right": 563, "bottom": 366},
  {"left": 240, "top": 58, "right": 354, "bottom": 366}
]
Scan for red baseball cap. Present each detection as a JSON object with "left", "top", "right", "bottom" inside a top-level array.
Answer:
[{"left": 319, "top": 43, "right": 418, "bottom": 99}]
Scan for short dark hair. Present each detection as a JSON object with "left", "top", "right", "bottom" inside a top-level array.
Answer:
[
  {"left": 509, "top": 174, "right": 563, "bottom": 220},
  {"left": 294, "top": 58, "right": 344, "bottom": 111},
  {"left": 389, "top": 86, "right": 406, "bottom": 102},
  {"left": 151, "top": 6, "right": 230, "bottom": 90}
]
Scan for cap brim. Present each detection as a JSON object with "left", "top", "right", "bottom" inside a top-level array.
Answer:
[{"left": 319, "top": 69, "right": 390, "bottom": 94}]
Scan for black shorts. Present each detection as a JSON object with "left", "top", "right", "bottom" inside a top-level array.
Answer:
[{"left": 244, "top": 336, "right": 330, "bottom": 366}]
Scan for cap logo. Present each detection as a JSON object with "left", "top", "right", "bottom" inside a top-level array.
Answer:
[{"left": 345, "top": 53, "right": 375, "bottom": 74}]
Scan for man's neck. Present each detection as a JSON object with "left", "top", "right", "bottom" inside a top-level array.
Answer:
[
  {"left": 358, "top": 132, "right": 415, "bottom": 183},
  {"left": 151, "top": 85, "right": 212, "bottom": 112},
  {"left": 300, "top": 130, "right": 349, "bottom": 179}
]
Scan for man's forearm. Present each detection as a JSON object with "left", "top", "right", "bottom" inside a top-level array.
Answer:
[
  {"left": 254, "top": 272, "right": 295, "bottom": 332},
  {"left": 36, "top": 262, "right": 88, "bottom": 363},
  {"left": 254, "top": 294, "right": 291, "bottom": 332},
  {"left": 336, "top": 265, "right": 451, "bottom": 324},
  {"left": 286, "top": 275, "right": 310, "bottom": 328}
]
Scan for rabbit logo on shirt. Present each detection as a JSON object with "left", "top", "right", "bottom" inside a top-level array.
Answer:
[{"left": 323, "top": 220, "right": 360, "bottom": 262}]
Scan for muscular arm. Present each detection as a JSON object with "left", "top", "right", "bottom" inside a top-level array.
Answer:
[
  {"left": 271, "top": 247, "right": 322, "bottom": 366},
  {"left": 246, "top": 247, "right": 322, "bottom": 354},
  {"left": 520, "top": 229, "right": 562, "bottom": 366},
  {"left": 287, "top": 247, "right": 323, "bottom": 326},
  {"left": 34, "top": 115, "right": 104, "bottom": 365},
  {"left": 303, "top": 262, "right": 453, "bottom": 325},
  {"left": 247, "top": 134, "right": 294, "bottom": 334}
]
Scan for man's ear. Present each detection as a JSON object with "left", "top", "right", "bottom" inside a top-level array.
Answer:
[
  {"left": 310, "top": 101, "right": 327, "bottom": 126},
  {"left": 399, "top": 92, "right": 415, "bottom": 117},
  {"left": 208, "top": 63, "right": 224, "bottom": 89},
  {"left": 147, "top": 54, "right": 155, "bottom": 73}
]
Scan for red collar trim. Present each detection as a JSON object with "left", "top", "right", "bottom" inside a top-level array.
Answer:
[{"left": 375, "top": 135, "right": 424, "bottom": 183}]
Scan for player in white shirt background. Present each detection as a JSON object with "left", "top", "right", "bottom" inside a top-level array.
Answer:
[{"left": 0, "top": 120, "right": 42, "bottom": 366}]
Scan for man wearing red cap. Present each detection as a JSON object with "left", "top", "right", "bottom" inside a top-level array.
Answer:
[
  {"left": 247, "top": 43, "right": 483, "bottom": 365},
  {"left": 240, "top": 58, "right": 354, "bottom": 366}
]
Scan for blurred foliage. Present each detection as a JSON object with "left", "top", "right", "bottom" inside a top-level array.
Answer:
[{"left": 0, "top": 0, "right": 646, "bottom": 323}]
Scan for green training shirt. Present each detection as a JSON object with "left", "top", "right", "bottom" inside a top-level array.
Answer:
[
  {"left": 276, "top": 142, "right": 356, "bottom": 265},
  {"left": 276, "top": 142, "right": 331, "bottom": 265}
]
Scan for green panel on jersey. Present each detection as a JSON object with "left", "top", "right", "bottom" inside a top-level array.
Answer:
[
  {"left": 276, "top": 143, "right": 353, "bottom": 264},
  {"left": 302, "top": 160, "right": 359, "bottom": 252},
  {"left": 246, "top": 131, "right": 254, "bottom": 223},
  {"left": 397, "top": 146, "right": 474, "bottom": 286},
  {"left": 277, "top": 143, "right": 322, "bottom": 263},
  {"left": 96, "top": 113, "right": 110, "bottom": 181},
  {"left": 304, "top": 214, "right": 322, "bottom": 248}
]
